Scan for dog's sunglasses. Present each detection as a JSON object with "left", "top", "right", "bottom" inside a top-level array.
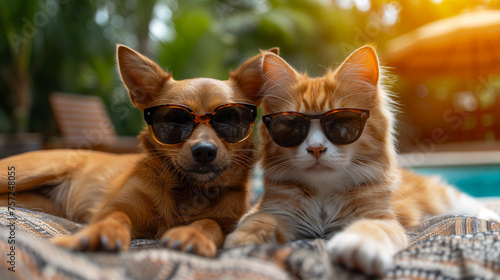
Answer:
[
  {"left": 144, "top": 103, "right": 257, "bottom": 145},
  {"left": 262, "top": 108, "right": 370, "bottom": 148}
]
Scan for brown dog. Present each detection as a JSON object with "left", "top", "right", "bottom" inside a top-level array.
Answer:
[{"left": 0, "top": 45, "right": 277, "bottom": 257}]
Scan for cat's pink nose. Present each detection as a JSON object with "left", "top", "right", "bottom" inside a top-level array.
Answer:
[{"left": 307, "top": 146, "right": 327, "bottom": 159}]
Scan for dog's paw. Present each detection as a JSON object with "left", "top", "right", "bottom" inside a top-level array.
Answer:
[
  {"left": 160, "top": 226, "right": 217, "bottom": 258},
  {"left": 326, "top": 231, "right": 395, "bottom": 276},
  {"left": 51, "top": 219, "right": 130, "bottom": 252}
]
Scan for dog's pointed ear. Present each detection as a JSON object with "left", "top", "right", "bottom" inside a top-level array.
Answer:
[
  {"left": 117, "top": 45, "right": 172, "bottom": 110},
  {"left": 229, "top": 47, "right": 279, "bottom": 106}
]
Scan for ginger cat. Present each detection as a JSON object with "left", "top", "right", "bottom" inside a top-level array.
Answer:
[{"left": 224, "top": 46, "right": 500, "bottom": 275}]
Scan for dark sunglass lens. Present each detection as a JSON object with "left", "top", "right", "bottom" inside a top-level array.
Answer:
[
  {"left": 212, "top": 106, "right": 254, "bottom": 143},
  {"left": 152, "top": 108, "right": 194, "bottom": 144},
  {"left": 324, "top": 111, "right": 362, "bottom": 144},
  {"left": 269, "top": 115, "right": 308, "bottom": 147}
]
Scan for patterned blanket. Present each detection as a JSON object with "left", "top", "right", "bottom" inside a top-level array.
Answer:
[{"left": 1, "top": 206, "right": 500, "bottom": 280}]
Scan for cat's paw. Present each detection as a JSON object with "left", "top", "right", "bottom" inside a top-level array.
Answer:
[
  {"left": 51, "top": 220, "right": 130, "bottom": 252},
  {"left": 161, "top": 226, "right": 217, "bottom": 258},
  {"left": 326, "top": 231, "right": 395, "bottom": 276},
  {"left": 224, "top": 227, "right": 276, "bottom": 248}
]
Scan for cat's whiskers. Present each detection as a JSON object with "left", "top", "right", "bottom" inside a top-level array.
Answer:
[
  {"left": 317, "top": 63, "right": 330, "bottom": 72},
  {"left": 350, "top": 156, "right": 394, "bottom": 173},
  {"left": 348, "top": 162, "right": 392, "bottom": 201},
  {"left": 225, "top": 47, "right": 500, "bottom": 276},
  {"left": 263, "top": 157, "right": 294, "bottom": 175},
  {"left": 342, "top": 165, "right": 364, "bottom": 188},
  {"left": 267, "top": 161, "right": 295, "bottom": 183},
  {"left": 262, "top": 155, "right": 292, "bottom": 169}
]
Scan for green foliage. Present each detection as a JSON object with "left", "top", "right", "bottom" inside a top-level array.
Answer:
[{"left": 1, "top": 0, "right": 499, "bottom": 141}]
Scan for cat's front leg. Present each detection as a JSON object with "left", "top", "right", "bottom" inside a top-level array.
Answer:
[
  {"left": 224, "top": 212, "right": 290, "bottom": 248},
  {"left": 326, "top": 219, "right": 407, "bottom": 276}
]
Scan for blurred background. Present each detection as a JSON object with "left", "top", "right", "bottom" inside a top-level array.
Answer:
[{"left": 1, "top": 0, "right": 500, "bottom": 195}]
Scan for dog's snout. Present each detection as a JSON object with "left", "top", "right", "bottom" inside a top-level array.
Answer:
[{"left": 191, "top": 143, "right": 217, "bottom": 164}]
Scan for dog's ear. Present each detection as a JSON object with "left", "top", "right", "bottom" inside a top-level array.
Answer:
[
  {"left": 229, "top": 47, "right": 280, "bottom": 106},
  {"left": 117, "top": 45, "right": 172, "bottom": 110}
]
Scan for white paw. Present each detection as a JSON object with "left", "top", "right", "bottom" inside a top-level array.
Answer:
[
  {"left": 326, "top": 232, "right": 395, "bottom": 275},
  {"left": 477, "top": 208, "right": 500, "bottom": 222}
]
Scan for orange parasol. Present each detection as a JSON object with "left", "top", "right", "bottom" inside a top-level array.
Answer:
[{"left": 384, "top": 10, "right": 500, "bottom": 81}]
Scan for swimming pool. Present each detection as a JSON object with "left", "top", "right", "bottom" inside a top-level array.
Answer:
[
  {"left": 399, "top": 151, "right": 500, "bottom": 198},
  {"left": 411, "top": 165, "right": 500, "bottom": 197}
]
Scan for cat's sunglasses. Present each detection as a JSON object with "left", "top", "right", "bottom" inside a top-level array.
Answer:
[
  {"left": 144, "top": 103, "right": 257, "bottom": 145},
  {"left": 262, "top": 108, "right": 370, "bottom": 148}
]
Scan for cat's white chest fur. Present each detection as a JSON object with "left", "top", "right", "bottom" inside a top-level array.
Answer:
[
  {"left": 262, "top": 186, "right": 347, "bottom": 240},
  {"left": 297, "top": 193, "right": 346, "bottom": 239}
]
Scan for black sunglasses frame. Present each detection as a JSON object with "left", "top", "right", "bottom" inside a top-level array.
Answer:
[
  {"left": 144, "top": 103, "right": 257, "bottom": 145},
  {"left": 262, "top": 108, "right": 370, "bottom": 147}
]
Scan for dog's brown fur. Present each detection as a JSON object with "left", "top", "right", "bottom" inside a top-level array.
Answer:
[{"left": 0, "top": 45, "right": 278, "bottom": 257}]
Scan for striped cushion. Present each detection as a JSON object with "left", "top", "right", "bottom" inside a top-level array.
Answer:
[{"left": 1, "top": 206, "right": 500, "bottom": 280}]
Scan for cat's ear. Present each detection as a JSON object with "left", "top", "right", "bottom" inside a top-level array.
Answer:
[
  {"left": 336, "top": 46, "right": 380, "bottom": 86},
  {"left": 117, "top": 45, "right": 172, "bottom": 110},
  {"left": 262, "top": 52, "right": 298, "bottom": 87},
  {"left": 230, "top": 48, "right": 279, "bottom": 105},
  {"left": 268, "top": 47, "right": 279, "bottom": 55}
]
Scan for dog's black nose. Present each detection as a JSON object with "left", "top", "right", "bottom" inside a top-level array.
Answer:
[{"left": 191, "top": 143, "right": 217, "bottom": 164}]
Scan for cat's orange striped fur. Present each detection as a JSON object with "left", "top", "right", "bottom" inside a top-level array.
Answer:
[{"left": 224, "top": 46, "right": 500, "bottom": 275}]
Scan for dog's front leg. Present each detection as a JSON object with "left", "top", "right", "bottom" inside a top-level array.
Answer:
[
  {"left": 51, "top": 211, "right": 132, "bottom": 251},
  {"left": 160, "top": 219, "right": 223, "bottom": 258}
]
